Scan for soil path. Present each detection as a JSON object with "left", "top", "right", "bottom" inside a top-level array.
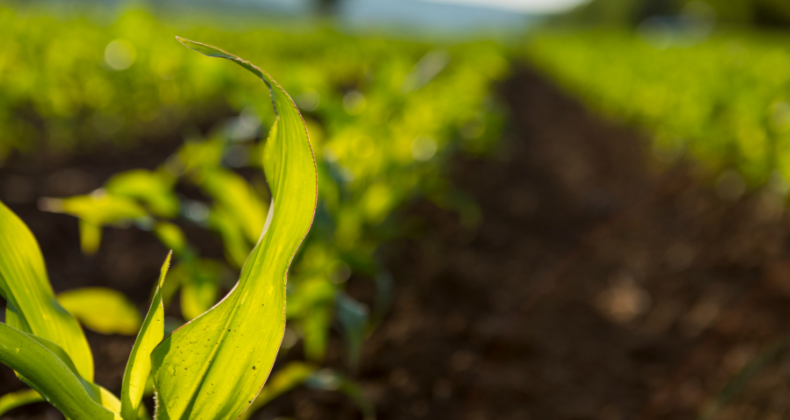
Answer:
[{"left": 323, "top": 67, "right": 790, "bottom": 420}]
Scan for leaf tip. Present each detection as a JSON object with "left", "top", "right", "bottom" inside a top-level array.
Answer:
[
  {"left": 159, "top": 250, "right": 173, "bottom": 288},
  {"left": 175, "top": 36, "right": 200, "bottom": 52}
]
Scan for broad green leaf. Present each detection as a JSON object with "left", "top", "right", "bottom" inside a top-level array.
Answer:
[
  {"left": 0, "top": 201, "right": 94, "bottom": 380},
  {"left": 16, "top": 314, "right": 123, "bottom": 416},
  {"left": 106, "top": 169, "right": 180, "bottom": 218},
  {"left": 57, "top": 288, "right": 142, "bottom": 335},
  {"left": 0, "top": 389, "right": 44, "bottom": 417},
  {"left": 151, "top": 38, "right": 317, "bottom": 420},
  {"left": 0, "top": 322, "right": 120, "bottom": 419},
  {"left": 240, "top": 362, "right": 316, "bottom": 420},
  {"left": 121, "top": 252, "right": 171, "bottom": 420}
]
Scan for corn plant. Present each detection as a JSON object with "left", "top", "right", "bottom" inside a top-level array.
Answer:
[
  {"left": 1, "top": 7, "right": 507, "bottom": 389},
  {"left": 0, "top": 38, "right": 318, "bottom": 420}
]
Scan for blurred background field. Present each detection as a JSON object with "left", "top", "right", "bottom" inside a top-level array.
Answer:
[{"left": 5, "top": 0, "right": 790, "bottom": 419}]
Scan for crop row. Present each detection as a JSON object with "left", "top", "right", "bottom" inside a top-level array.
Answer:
[{"left": 526, "top": 30, "right": 790, "bottom": 188}]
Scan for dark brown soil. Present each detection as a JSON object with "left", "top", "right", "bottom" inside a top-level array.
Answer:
[{"left": 4, "top": 67, "right": 790, "bottom": 420}]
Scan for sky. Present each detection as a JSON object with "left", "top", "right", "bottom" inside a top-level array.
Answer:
[{"left": 421, "top": 0, "right": 591, "bottom": 13}]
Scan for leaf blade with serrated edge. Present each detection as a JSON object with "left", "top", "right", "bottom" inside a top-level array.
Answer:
[
  {"left": 0, "top": 201, "right": 94, "bottom": 380},
  {"left": 151, "top": 38, "right": 317, "bottom": 420},
  {"left": 121, "top": 251, "right": 171, "bottom": 420}
]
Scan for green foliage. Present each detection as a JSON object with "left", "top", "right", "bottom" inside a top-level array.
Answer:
[
  {"left": 0, "top": 4, "right": 508, "bottom": 416},
  {"left": 0, "top": 40, "right": 318, "bottom": 420},
  {"left": 0, "top": 6, "right": 505, "bottom": 159},
  {"left": 0, "top": 201, "right": 94, "bottom": 381},
  {"left": 0, "top": 322, "right": 121, "bottom": 419},
  {"left": 26, "top": 0, "right": 505, "bottom": 386},
  {"left": 149, "top": 38, "right": 317, "bottom": 420},
  {"left": 121, "top": 252, "right": 170, "bottom": 420},
  {"left": 241, "top": 362, "right": 315, "bottom": 418},
  {"left": 57, "top": 288, "right": 143, "bottom": 335},
  {"left": 0, "top": 389, "right": 44, "bottom": 417},
  {"left": 555, "top": 0, "right": 790, "bottom": 27},
  {"left": 527, "top": 30, "right": 790, "bottom": 187}
]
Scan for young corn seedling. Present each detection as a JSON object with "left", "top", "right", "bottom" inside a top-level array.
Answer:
[{"left": 0, "top": 38, "right": 318, "bottom": 420}]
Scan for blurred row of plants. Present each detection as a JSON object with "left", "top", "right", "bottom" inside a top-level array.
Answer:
[
  {"left": 0, "top": 3, "right": 508, "bottom": 416},
  {"left": 557, "top": 0, "right": 790, "bottom": 28},
  {"left": 526, "top": 29, "right": 790, "bottom": 190}
]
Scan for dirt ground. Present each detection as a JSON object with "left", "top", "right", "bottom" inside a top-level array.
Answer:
[{"left": 3, "top": 67, "right": 790, "bottom": 420}]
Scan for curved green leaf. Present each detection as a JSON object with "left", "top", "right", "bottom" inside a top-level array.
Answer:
[
  {"left": 21, "top": 328, "right": 122, "bottom": 415},
  {"left": 0, "top": 322, "right": 120, "bottom": 419},
  {"left": 0, "top": 389, "right": 44, "bottom": 417},
  {"left": 151, "top": 38, "right": 317, "bottom": 420},
  {"left": 57, "top": 287, "right": 142, "bottom": 335},
  {"left": 0, "top": 201, "right": 94, "bottom": 380},
  {"left": 121, "top": 252, "right": 171, "bottom": 420}
]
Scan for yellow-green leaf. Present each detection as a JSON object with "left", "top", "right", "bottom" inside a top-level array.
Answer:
[
  {"left": 151, "top": 38, "right": 317, "bottom": 420},
  {"left": 153, "top": 222, "right": 187, "bottom": 255},
  {"left": 0, "top": 322, "right": 120, "bottom": 419},
  {"left": 105, "top": 169, "right": 179, "bottom": 218},
  {"left": 78, "top": 220, "right": 103, "bottom": 255},
  {"left": 57, "top": 287, "right": 142, "bottom": 335},
  {"left": 121, "top": 252, "right": 171, "bottom": 420},
  {"left": 42, "top": 193, "right": 148, "bottom": 227},
  {"left": 0, "top": 389, "right": 44, "bottom": 417},
  {"left": 0, "top": 201, "right": 94, "bottom": 380}
]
